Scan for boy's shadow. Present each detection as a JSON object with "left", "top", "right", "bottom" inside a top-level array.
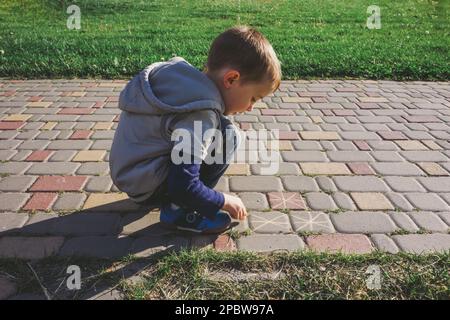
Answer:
[{"left": 0, "top": 199, "right": 239, "bottom": 300}]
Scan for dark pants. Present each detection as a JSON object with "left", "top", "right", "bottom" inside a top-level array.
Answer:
[{"left": 138, "top": 115, "right": 240, "bottom": 208}]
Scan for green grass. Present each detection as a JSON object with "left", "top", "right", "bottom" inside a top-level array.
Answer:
[
  {"left": 0, "top": 0, "right": 448, "bottom": 80},
  {"left": 1, "top": 250, "right": 448, "bottom": 299}
]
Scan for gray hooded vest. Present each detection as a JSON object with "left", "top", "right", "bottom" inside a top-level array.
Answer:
[{"left": 109, "top": 56, "right": 225, "bottom": 202}]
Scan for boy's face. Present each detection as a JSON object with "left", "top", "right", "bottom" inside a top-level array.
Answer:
[{"left": 208, "top": 69, "right": 274, "bottom": 116}]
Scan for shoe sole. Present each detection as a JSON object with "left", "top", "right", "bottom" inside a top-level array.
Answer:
[{"left": 160, "top": 221, "right": 232, "bottom": 234}]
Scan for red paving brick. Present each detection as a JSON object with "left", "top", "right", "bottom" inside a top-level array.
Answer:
[
  {"left": 70, "top": 130, "right": 93, "bottom": 140},
  {"left": 0, "top": 121, "right": 24, "bottom": 130},
  {"left": 306, "top": 234, "right": 374, "bottom": 254},
  {"left": 26, "top": 150, "right": 53, "bottom": 162},
  {"left": 214, "top": 235, "right": 236, "bottom": 252},
  {"left": 353, "top": 140, "right": 371, "bottom": 151},
  {"left": 333, "top": 109, "right": 355, "bottom": 116},
  {"left": 23, "top": 192, "right": 58, "bottom": 211},
  {"left": 30, "top": 176, "right": 87, "bottom": 192},
  {"left": 57, "top": 108, "right": 93, "bottom": 115},
  {"left": 278, "top": 131, "right": 299, "bottom": 140},
  {"left": 347, "top": 163, "right": 375, "bottom": 175},
  {"left": 268, "top": 192, "right": 306, "bottom": 209}
]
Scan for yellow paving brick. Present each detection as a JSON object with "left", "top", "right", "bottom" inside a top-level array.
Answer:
[
  {"left": 68, "top": 91, "right": 86, "bottom": 97},
  {"left": 350, "top": 192, "right": 394, "bottom": 210},
  {"left": 3, "top": 114, "right": 32, "bottom": 121},
  {"left": 253, "top": 102, "right": 267, "bottom": 109},
  {"left": 26, "top": 102, "right": 52, "bottom": 108},
  {"left": 41, "top": 122, "right": 57, "bottom": 130},
  {"left": 394, "top": 140, "right": 428, "bottom": 150},
  {"left": 300, "top": 131, "right": 340, "bottom": 140},
  {"left": 93, "top": 122, "right": 113, "bottom": 130},
  {"left": 73, "top": 150, "right": 106, "bottom": 162},
  {"left": 281, "top": 97, "right": 312, "bottom": 103},
  {"left": 300, "top": 163, "right": 351, "bottom": 175},
  {"left": 311, "top": 116, "right": 324, "bottom": 124},
  {"left": 225, "top": 163, "right": 249, "bottom": 175},
  {"left": 83, "top": 193, "right": 128, "bottom": 210},
  {"left": 417, "top": 163, "right": 449, "bottom": 176},
  {"left": 422, "top": 140, "right": 442, "bottom": 150},
  {"left": 266, "top": 140, "right": 292, "bottom": 151}
]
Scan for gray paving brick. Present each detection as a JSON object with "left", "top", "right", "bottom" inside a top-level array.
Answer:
[
  {"left": 47, "top": 140, "right": 92, "bottom": 150},
  {"left": 248, "top": 211, "right": 292, "bottom": 234},
  {"left": 59, "top": 236, "right": 132, "bottom": 259},
  {"left": 0, "top": 213, "right": 29, "bottom": 234},
  {"left": 0, "top": 236, "right": 64, "bottom": 259},
  {"left": 305, "top": 192, "right": 337, "bottom": 211},
  {"left": 84, "top": 176, "right": 113, "bottom": 192},
  {"left": 330, "top": 211, "right": 398, "bottom": 234},
  {"left": 0, "top": 193, "right": 30, "bottom": 211},
  {"left": 0, "top": 140, "right": 22, "bottom": 150},
  {"left": 10, "top": 150, "right": 32, "bottom": 161},
  {"left": 17, "top": 140, "right": 49, "bottom": 150},
  {"left": 437, "top": 212, "right": 450, "bottom": 226},
  {"left": 388, "top": 212, "right": 420, "bottom": 233},
  {"left": 418, "top": 177, "right": 450, "bottom": 192},
  {"left": 251, "top": 163, "right": 300, "bottom": 175},
  {"left": 26, "top": 162, "right": 80, "bottom": 175},
  {"left": 400, "top": 151, "right": 448, "bottom": 162},
  {"left": 48, "top": 150, "right": 76, "bottom": 161},
  {"left": 332, "top": 193, "right": 357, "bottom": 210},
  {"left": 384, "top": 176, "right": 426, "bottom": 192},
  {"left": 0, "top": 162, "right": 32, "bottom": 175},
  {"left": 281, "top": 151, "right": 327, "bottom": 162},
  {"left": 0, "top": 177, "right": 35, "bottom": 195},
  {"left": 238, "top": 192, "right": 269, "bottom": 210},
  {"left": 282, "top": 176, "right": 319, "bottom": 192},
  {"left": 370, "top": 234, "right": 399, "bottom": 253},
  {"left": 367, "top": 141, "right": 399, "bottom": 151},
  {"left": 229, "top": 176, "right": 282, "bottom": 192},
  {"left": 404, "top": 193, "right": 450, "bottom": 211},
  {"left": 52, "top": 193, "right": 87, "bottom": 211},
  {"left": 289, "top": 211, "right": 335, "bottom": 233},
  {"left": 292, "top": 141, "right": 322, "bottom": 151},
  {"left": 76, "top": 162, "right": 109, "bottom": 175},
  {"left": 340, "top": 132, "right": 381, "bottom": 140},
  {"left": 0, "top": 150, "right": 17, "bottom": 161},
  {"left": 407, "top": 212, "right": 449, "bottom": 232},
  {"left": 326, "top": 151, "right": 373, "bottom": 162},
  {"left": 392, "top": 234, "right": 450, "bottom": 254},
  {"left": 385, "top": 193, "right": 414, "bottom": 211},
  {"left": 333, "top": 176, "right": 389, "bottom": 192},
  {"left": 237, "top": 234, "right": 304, "bottom": 253}
]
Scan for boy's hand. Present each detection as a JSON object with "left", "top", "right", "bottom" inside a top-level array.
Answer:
[{"left": 222, "top": 193, "right": 247, "bottom": 220}]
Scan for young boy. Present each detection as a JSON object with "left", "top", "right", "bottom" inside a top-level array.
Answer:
[{"left": 110, "top": 25, "right": 282, "bottom": 234}]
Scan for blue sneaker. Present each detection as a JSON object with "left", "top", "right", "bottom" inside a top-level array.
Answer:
[{"left": 159, "top": 203, "right": 232, "bottom": 234}]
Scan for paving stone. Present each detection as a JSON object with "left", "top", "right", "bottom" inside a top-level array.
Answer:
[
  {"left": 0, "top": 176, "right": 37, "bottom": 192},
  {"left": 304, "top": 192, "right": 337, "bottom": 211},
  {"left": 281, "top": 151, "right": 327, "bottom": 162},
  {"left": 326, "top": 151, "right": 373, "bottom": 162},
  {"left": 267, "top": 192, "right": 306, "bottom": 209},
  {"left": 400, "top": 151, "right": 448, "bottom": 162},
  {"left": 72, "top": 150, "right": 106, "bottom": 162},
  {"left": 47, "top": 140, "right": 92, "bottom": 150},
  {"left": 83, "top": 193, "right": 141, "bottom": 212},
  {"left": 306, "top": 234, "right": 374, "bottom": 254},
  {"left": 84, "top": 176, "right": 113, "bottom": 192},
  {"left": 238, "top": 192, "right": 269, "bottom": 210},
  {"left": 387, "top": 212, "right": 420, "bottom": 233},
  {"left": 0, "top": 162, "right": 31, "bottom": 175},
  {"left": 229, "top": 176, "right": 282, "bottom": 192},
  {"left": 347, "top": 162, "right": 375, "bottom": 175},
  {"left": 119, "top": 212, "right": 171, "bottom": 237},
  {"left": 251, "top": 163, "right": 299, "bottom": 175},
  {"left": 0, "top": 213, "right": 29, "bottom": 234},
  {"left": 332, "top": 193, "right": 357, "bottom": 210},
  {"left": 130, "top": 235, "right": 190, "bottom": 257},
  {"left": 289, "top": 211, "right": 335, "bottom": 233},
  {"left": 407, "top": 212, "right": 449, "bottom": 232},
  {"left": 0, "top": 236, "right": 64, "bottom": 259},
  {"left": 404, "top": 193, "right": 450, "bottom": 211},
  {"left": 333, "top": 176, "right": 389, "bottom": 192},
  {"left": 237, "top": 234, "right": 304, "bottom": 253},
  {"left": 248, "top": 211, "right": 292, "bottom": 234},
  {"left": 300, "top": 162, "right": 351, "bottom": 175},
  {"left": 418, "top": 177, "right": 450, "bottom": 192},
  {"left": 392, "top": 234, "right": 450, "bottom": 254},
  {"left": 350, "top": 192, "right": 394, "bottom": 210},
  {"left": 59, "top": 236, "right": 132, "bottom": 259},
  {"left": 315, "top": 176, "right": 337, "bottom": 192},
  {"left": 26, "top": 162, "right": 80, "bottom": 175},
  {"left": 30, "top": 176, "right": 87, "bottom": 192},
  {"left": 417, "top": 162, "right": 449, "bottom": 176},
  {"left": 52, "top": 193, "right": 87, "bottom": 211},
  {"left": 17, "top": 140, "right": 49, "bottom": 150},
  {"left": 385, "top": 193, "right": 415, "bottom": 211},
  {"left": 371, "top": 162, "right": 425, "bottom": 176},
  {"left": 299, "top": 131, "right": 340, "bottom": 140},
  {"left": 282, "top": 176, "right": 319, "bottom": 192},
  {"left": 0, "top": 150, "right": 17, "bottom": 161},
  {"left": 26, "top": 150, "right": 53, "bottom": 162},
  {"left": 48, "top": 150, "right": 76, "bottom": 162},
  {"left": 370, "top": 234, "right": 399, "bottom": 254},
  {"left": 76, "top": 162, "right": 109, "bottom": 175},
  {"left": 384, "top": 176, "right": 426, "bottom": 192},
  {"left": 330, "top": 211, "right": 398, "bottom": 233},
  {"left": 0, "top": 193, "right": 30, "bottom": 211},
  {"left": 23, "top": 192, "right": 58, "bottom": 211}
]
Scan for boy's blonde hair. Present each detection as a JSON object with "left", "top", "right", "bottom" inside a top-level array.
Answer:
[{"left": 205, "top": 25, "right": 282, "bottom": 93}]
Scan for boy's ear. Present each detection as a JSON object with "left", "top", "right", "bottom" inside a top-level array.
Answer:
[{"left": 223, "top": 70, "right": 240, "bottom": 88}]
